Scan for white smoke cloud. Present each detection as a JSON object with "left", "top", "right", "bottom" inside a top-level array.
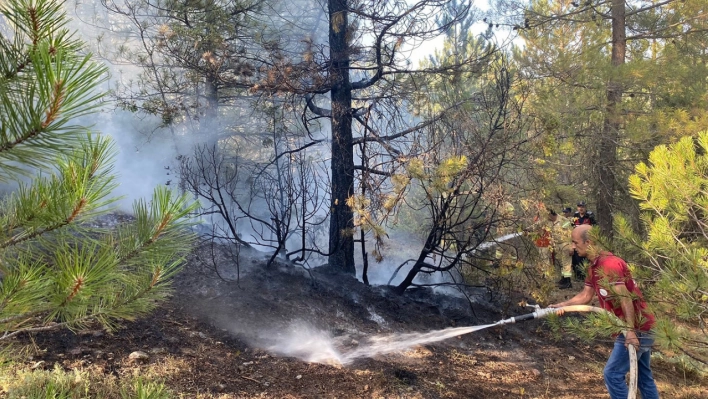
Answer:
[{"left": 93, "top": 110, "right": 178, "bottom": 211}]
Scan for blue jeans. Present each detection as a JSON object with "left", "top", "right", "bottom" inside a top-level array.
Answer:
[{"left": 604, "top": 332, "right": 660, "bottom": 399}]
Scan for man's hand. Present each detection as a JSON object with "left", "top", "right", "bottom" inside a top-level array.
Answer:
[
  {"left": 625, "top": 330, "right": 640, "bottom": 349},
  {"left": 548, "top": 303, "right": 565, "bottom": 316}
]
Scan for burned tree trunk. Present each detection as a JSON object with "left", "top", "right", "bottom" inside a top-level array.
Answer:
[
  {"left": 327, "top": 0, "right": 355, "bottom": 274},
  {"left": 205, "top": 72, "right": 219, "bottom": 124}
]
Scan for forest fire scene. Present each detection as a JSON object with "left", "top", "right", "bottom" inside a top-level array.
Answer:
[{"left": 1, "top": 0, "right": 707, "bottom": 398}]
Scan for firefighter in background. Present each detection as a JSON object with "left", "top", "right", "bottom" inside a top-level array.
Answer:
[
  {"left": 562, "top": 207, "right": 573, "bottom": 219},
  {"left": 571, "top": 201, "right": 597, "bottom": 280},
  {"left": 551, "top": 209, "right": 574, "bottom": 289},
  {"left": 531, "top": 211, "right": 553, "bottom": 271},
  {"left": 530, "top": 209, "right": 573, "bottom": 288}
]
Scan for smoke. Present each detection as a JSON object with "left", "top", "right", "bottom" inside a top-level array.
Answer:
[
  {"left": 354, "top": 230, "right": 460, "bottom": 290},
  {"left": 88, "top": 110, "right": 177, "bottom": 211},
  {"left": 62, "top": 1, "right": 514, "bottom": 291}
]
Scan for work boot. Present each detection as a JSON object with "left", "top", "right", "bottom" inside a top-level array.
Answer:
[{"left": 556, "top": 277, "right": 572, "bottom": 290}]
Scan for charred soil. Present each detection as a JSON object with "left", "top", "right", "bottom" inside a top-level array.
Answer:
[{"left": 13, "top": 246, "right": 706, "bottom": 398}]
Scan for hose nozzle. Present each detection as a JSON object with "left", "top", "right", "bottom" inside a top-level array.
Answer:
[{"left": 496, "top": 306, "right": 560, "bottom": 325}]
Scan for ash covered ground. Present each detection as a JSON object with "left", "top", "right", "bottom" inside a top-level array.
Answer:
[{"left": 17, "top": 239, "right": 707, "bottom": 398}]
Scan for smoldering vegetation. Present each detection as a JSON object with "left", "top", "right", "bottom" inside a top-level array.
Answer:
[{"left": 63, "top": 0, "right": 538, "bottom": 301}]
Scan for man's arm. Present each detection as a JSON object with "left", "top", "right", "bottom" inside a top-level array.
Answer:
[
  {"left": 549, "top": 285, "right": 594, "bottom": 312},
  {"left": 613, "top": 283, "right": 640, "bottom": 348}
]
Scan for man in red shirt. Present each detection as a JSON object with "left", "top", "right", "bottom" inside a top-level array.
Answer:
[{"left": 550, "top": 225, "right": 659, "bottom": 399}]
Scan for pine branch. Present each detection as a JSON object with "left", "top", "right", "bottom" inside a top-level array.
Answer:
[{"left": 0, "top": 197, "right": 86, "bottom": 249}]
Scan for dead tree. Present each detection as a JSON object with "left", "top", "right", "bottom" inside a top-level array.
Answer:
[
  {"left": 253, "top": 0, "right": 495, "bottom": 275},
  {"left": 392, "top": 61, "right": 531, "bottom": 294},
  {"left": 179, "top": 130, "right": 330, "bottom": 269}
]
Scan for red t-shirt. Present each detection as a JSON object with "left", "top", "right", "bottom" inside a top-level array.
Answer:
[{"left": 585, "top": 253, "right": 655, "bottom": 331}]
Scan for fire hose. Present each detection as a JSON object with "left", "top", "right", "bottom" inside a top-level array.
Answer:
[{"left": 496, "top": 304, "right": 638, "bottom": 399}]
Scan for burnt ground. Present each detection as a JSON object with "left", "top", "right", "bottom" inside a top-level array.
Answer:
[{"left": 14, "top": 246, "right": 707, "bottom": 398}]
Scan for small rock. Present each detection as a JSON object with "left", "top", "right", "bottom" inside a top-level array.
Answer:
[
  {"left": 198, "top": 332, "right": 208, "bottom": 339},
  {"left": 568, "top": 355, "right": 575, "bottom": 361},
  {"left": 30, "top": 361, "right": 45, "bottom": 370},
  {"left": 242, "top": 361, "right": 254, "bottom": 366},
  {"left": 67, "top": 348, "right": 83, "bottom": 356},
  {"left": 128, "top": 351, "right": 149, "bottom": 361},
  {"left": 296, "top": 375, "right": 302, "bottom": 379},
  {"left": 180, "top": 348, "right": 196, "bottom": 356},
  {"left": 149, "top": 347, "right": 167, "bottom": 354},
  {"left": 531, "top": 369, "right": 542, "bottom": 378}
]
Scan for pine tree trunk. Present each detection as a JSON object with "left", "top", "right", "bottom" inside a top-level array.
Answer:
[
  {"left": 327, "top": 0, "right": 355, "bottom": 274},
  {"left": 596, "top": 0, "right": 625, "bottom": 238},
  {"left": 203, "top": 0, "right": 219, "bottom": 143},
  {"left": 205, "top": 72, "right": 219, "bottom": 122}
]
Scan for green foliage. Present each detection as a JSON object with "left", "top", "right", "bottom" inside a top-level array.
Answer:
[
  {"left": 120, "top": 378, "right": 171, "bottom": 399},
  {"left": 0, "top": 363, "right": 172, "bottom": 399},
  {"left": 614, "top": 131, "right": 708, "bottom": 364},
  {"left": 0, "top": 0, "right": 105, "bottom": 178},
  {"left": 514, "top": 0, "right": 708, "bottom": 221},
  {"left": 385, "top": 7, "right": 533, "bottom": 292},
  {"left": 0, "top": 0, "right": 195, "bottom": 341}
]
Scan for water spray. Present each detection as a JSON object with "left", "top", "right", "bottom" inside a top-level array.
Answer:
[{"left": 269, "top": 304, "right": 637, "bottom": 398}]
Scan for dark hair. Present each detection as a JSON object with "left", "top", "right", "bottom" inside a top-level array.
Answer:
[
  {"left": 549, "top": 209, "right": 557, "bottom": 216},
  {"left": 563, "top": 207, "right": 572, "bottom": 214}
]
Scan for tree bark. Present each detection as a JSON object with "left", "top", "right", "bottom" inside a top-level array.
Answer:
[
  {"left": 205, "top": 72, "right": 219, "bottom": 122},
  {"left": 327, "top": 0, "right": 355, "bottom": 273},
  {"left": 596, "top": 0, "right": 626, "bottom": 238},
  {"left": 204, "top": 0, "right": 219, "bottom": 142}
]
